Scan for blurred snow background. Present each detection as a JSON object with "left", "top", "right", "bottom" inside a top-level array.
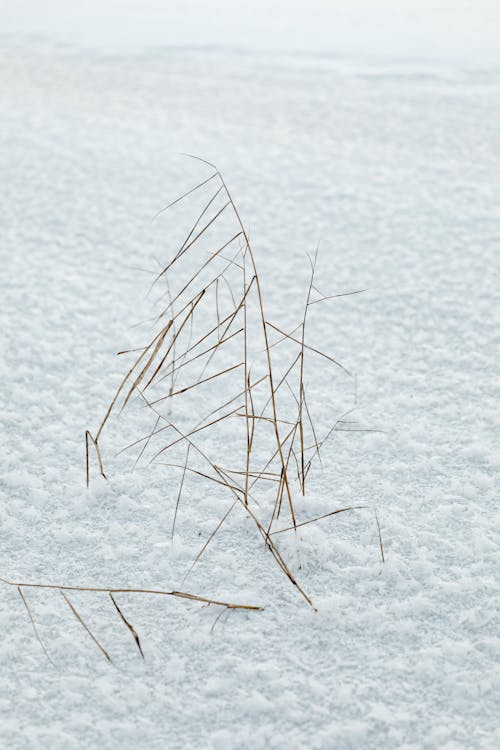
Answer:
[
  {"left": 2, "top": 0, "right": 500, "bottom": 63},
  {"left": 0, "top": 1, "right": 499, "bottom": 748}
]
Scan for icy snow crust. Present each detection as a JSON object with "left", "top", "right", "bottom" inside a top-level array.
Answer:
[{"left": 1, "top": 40, "right": 499, "bottom": 750}]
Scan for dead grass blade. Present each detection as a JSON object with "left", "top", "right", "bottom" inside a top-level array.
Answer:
[
  {"left": 141, "top": 292, "right": 205, "bottom": 393},
  {"left": 134, "top": 414, "right": 161, "bottom": 467},
  {"left": 297, "top": 248, "right": 318, "bottom": 495},
  {"left": 266, "top": 321, "right": 350, "bottom": 375},
  {"left": 0, "top": 576, "right": 261, "bottom": 611},
  {"left": 85, "top": 430, "right": 107, "bottom": 487},
  {"left": 158, "top": 463, "right": 245, "bottom": 494},
  {"left": 248, "top": 424, "right": 297, "bottom": 494},
  {"left": 210, "top": 607, "right": 230, "bottom": 634},
  {"left": 109, "top": 593, "right": 144, "bottom": 659},
  {"left": 95, "top": 320, "right": 174, "bottom": 441},
  {"left": 270, "top": 506, "right": 367, "bottom": 535},
  {"left": 157, "top": 200, "right": 231, "bottom": 283},
  {"left": 242, "top": 252, "right": 251, "bottom": 506},
  {"left": 17, "top": 586, "right": 54, "bottom": 666},
  {"left": 121, "top": 320, "right": 174, "bottom": 410},
  {"left": 375, "top": 511, "right": 385, "bottom": 563},
  {"left": 60, "top": 591, "right": 112, "bottom": 663},
  {"left": 303, "top": 406, "right": 358, "bottom": 478},
  {"left": 149, "top": 362, "right": 244, "bottom": 405},
  {"left": 172, "top": 443, "right": 190, "bottom": 541},
  {"left": 158, "top": 183, "right": 224, "bottom": 279},
  {"left": 184, "top": 498, "right": 238, "bottom": 579},
  {"left": 152, "top": 172, "right": 218, "bottom": 219},
  {"left": 302, "top": 387, "right": 322, "bottom": 470},
  {"left": 308, "top": 288, "right": 368, "bottom": 306}
]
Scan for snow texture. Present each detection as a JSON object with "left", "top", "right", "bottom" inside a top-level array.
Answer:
[{"left": 1, "top": 6, "right": 499, "bottom": 749}]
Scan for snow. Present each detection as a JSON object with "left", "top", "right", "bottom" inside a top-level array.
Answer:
[{"left": 1, "top": 4, "right": 500, "bottom": 749}]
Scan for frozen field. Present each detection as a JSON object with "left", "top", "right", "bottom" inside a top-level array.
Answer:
[{"left": 1, "top": 7, "right": 499, "bottom": 749}]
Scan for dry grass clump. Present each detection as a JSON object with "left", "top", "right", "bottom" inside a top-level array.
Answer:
[
  {"left": 2, "top": 159, "right": 382, "bottom": 664},
  {"left": 86, "top": 156, "right": 380, "bottom": 608}
]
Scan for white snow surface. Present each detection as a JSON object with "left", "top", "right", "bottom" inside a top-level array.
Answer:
[{"left": 1, "top": 13, "right": 500, "bottom": 750}]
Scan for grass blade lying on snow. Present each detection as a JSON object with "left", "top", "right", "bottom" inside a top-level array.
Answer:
[
  {"left": 61, "top": 591, "right": 112, "bottom": 663},
  {"left": 109, "top": 593, "right": 144, "bottom": 659}
]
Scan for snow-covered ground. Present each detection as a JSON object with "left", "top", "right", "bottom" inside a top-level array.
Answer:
[{"left": 1, "top": 3, "right": 499, "bottom": 748}]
